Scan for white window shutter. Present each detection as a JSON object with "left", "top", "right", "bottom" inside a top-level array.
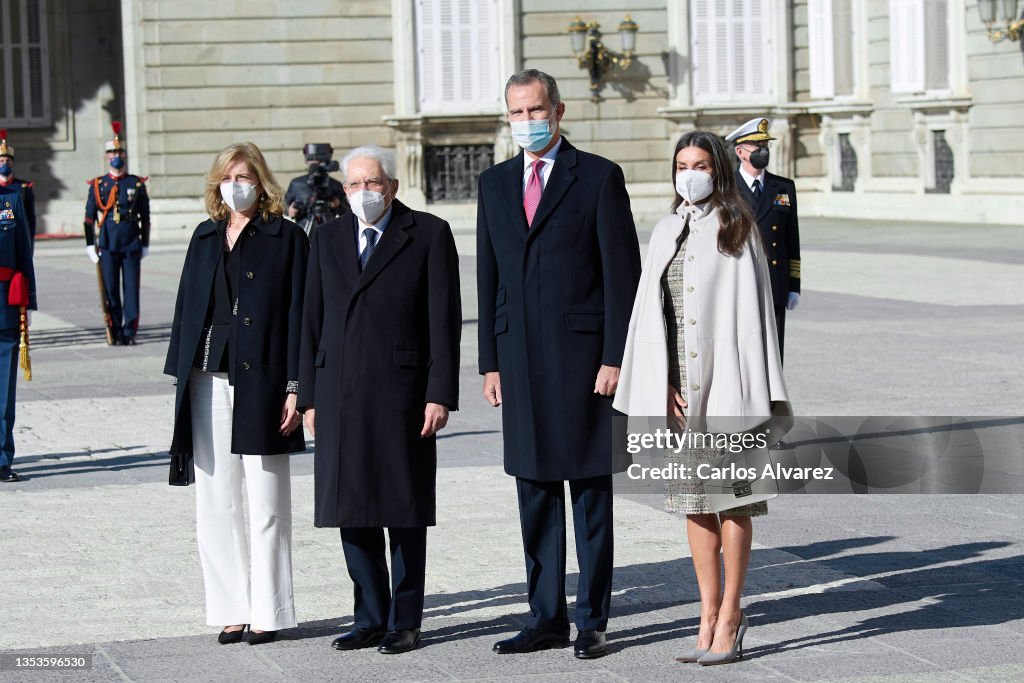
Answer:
[
  {"left": 832, "top": 0, "right": 854, "bottom": 96},
  {"left": 808, "top": 0, "right": 835, "bottom": 98},
  {"left": 692, "top": 0, "right": 771, "bottom": 104},
  {"left": 890, "top": 0, "right": 925, "bottom": 94},
  {"left": 924, "top": 0, "right": 949, "bottom": 91},
  {"left": 416, "top": 0, "right": 500, "bottom": 113}
]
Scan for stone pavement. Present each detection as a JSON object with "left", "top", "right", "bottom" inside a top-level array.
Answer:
[{"left": 0, "top": 218, "right": 1022, "bottom": 682}]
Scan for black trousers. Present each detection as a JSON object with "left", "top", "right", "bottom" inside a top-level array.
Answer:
[
  {"left": 339, "top": 527, "right": 427, "bottom": 631},
  {"left": 775, "top": 306, "right": 786, "bottom": 364},
  {"left": 99, "top": 249, "right": 141, "bottom": 339},
  {"left": 515, "top": 474, "right": 613, "bottom": 633}
]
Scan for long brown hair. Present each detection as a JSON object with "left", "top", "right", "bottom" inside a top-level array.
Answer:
[
  {"left": 204, "top": 142, "right": 284, "bottom": 221},
  {"left": 669, "top": 131, "right": 755, "bottom": 256}
]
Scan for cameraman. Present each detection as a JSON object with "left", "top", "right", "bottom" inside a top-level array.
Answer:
[{"left": 284, "top": 144, "right": 348, "bottom": 223}]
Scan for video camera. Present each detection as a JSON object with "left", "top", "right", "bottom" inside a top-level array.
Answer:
[{"left": 304, "top": 143, "right": 340, "bottom": 190}]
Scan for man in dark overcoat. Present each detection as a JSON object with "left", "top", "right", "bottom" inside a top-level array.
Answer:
[
  {"left": 726, "top": 117, "right": 801, "bottom": 362},
  {"left": 298, "top": 145, "right": 461, "bottom": 655},
  {"left": 476, "top": 69, "right": 641, "bottom": 659}
]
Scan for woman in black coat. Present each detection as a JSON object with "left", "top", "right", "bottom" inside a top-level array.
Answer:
[{"left": 164, "top": 142, "right": 309, "bottom": 645}]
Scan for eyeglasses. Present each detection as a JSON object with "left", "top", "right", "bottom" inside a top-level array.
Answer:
[{"left": 344, "top": 178, "right": 389, "bottom": 191}]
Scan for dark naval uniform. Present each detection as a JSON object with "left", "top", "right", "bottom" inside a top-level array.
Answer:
[
  {"left": 736, "top": 168, "right": 800, "bottom": 360},
  {"left": 0, "top": 186, "right": 36, "bottom": 480},
  {"left": 84, "top": 172, "right": 151, "bottom": 342},
  {"left": 0, "top": 178, "right": 34, "bottom": 239}
]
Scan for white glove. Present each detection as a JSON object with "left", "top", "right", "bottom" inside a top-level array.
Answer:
[
  {"left": 86, "top": 245, "right": 99, "bottom": 264},
  {"left": 787, "top": 292, "right": 800, "bottom": 311},
  {"left": 141, "top": 246, "right": 150, "bottom": 258}
]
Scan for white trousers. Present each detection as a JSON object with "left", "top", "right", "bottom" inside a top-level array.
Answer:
[{"left": 190, "top": 369, "right": 297, "bottom": 631}]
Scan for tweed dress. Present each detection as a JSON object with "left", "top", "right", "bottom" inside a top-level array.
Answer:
[{"left": 661, "top": 231, "right": 767, "bottom": 517}]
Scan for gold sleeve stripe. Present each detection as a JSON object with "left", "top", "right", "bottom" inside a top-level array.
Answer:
[{"left": 789, "top": 260, "right": 801, "bottom": 278}]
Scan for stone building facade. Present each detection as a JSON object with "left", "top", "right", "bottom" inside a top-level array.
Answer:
[{"left": 3, "top": 0, "right": 1022, "bottom": 238}]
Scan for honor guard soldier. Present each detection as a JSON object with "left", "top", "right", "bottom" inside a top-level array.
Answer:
[
  {"left": 0, "top": 130, "right": 36, "bottom": 240},
  {"left": 0, "top": 184, "right": 36, "bottom": 482},
  {"left": 726, "top": 117, "right": 801, "bottom": 362},
  {"left": 84, "top": 122, "right": 151, "bottom": 346}
]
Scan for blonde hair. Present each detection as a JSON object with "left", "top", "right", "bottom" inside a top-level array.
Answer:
[{"left": 204, "top": 142, "right": 284, "bottom": 221}]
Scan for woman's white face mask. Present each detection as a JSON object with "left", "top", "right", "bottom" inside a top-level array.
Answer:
[
  {"left": 220, "top": 181, "right": 258, "bottom": 212},
  {"left": 674, "top": 169, "right": 714, "bottom": 204}
]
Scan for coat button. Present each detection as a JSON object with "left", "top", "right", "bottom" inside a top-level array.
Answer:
[
  {"left": 243, "top": 317, "right": 252, "bottom": 326},
  {"left": 690, "top": 351, "right": 697, "bottom": 358},
  {"left": 687, "top": 255, "right": 694, "bottom": 262},
  {"left": 247, "top": 228, "right": 255, "bottom": 236},
  {"left": 772, "top": 259, "right": 778, "bottom": 266},
  {"left": 246, "top": 271, "right": 254, "bottom": 279},
  {"left": 772, "top": 241, "right": 777, "bottom": 247},
  {"left": 689, "top": 318, "right": 696, "bottom": 325},
  {"left": 692, "top": 383, "right": 700, "bottom": 391},
  {"left": 242, "top": 362, "right": 251, "bottom": 370},
  {"left": 686, "top": 286, "right": 694, "bottom": 293},
  {"left": 772, "top": 225, "right": 778, "bottom": 231}
]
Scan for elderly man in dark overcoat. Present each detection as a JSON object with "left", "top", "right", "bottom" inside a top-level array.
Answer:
[
  {"left": 298, "top": 145, "right": 461, "bottom": 655},
  {"left": 476, "top": 69, "right": 641, "bottom": 659}
]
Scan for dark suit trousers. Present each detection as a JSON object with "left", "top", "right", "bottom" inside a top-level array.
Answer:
[
  {"left": 775, "top": 306, "right": 786, "bottom": 364},
  {"left": 515, "top": 475, "right": 613, "bottom": 633},
  {"left": 99, "top": 249, "right": 141, "bottom": 338},
  {"left": 339, "top": 527, "right": 427, "bottom": 631}
]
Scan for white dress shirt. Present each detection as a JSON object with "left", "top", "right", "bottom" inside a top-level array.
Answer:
[
  {"left": 522, "top": 137, "right": 563, "bottom": 191},
  {"left": 356, "top": 205, "right": 393, "bottom": 257},
  {"left": 738, "top": 165, "right": 766, "bottom": 194}
]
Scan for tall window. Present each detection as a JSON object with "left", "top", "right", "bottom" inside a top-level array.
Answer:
[
  {"left": 0, "top": 0, "right": 50, "bottom": 126},
  {"left": 691, "top": 0, "right": 773, "bottom": 104},
  {"left": 808, "top": 0, "right": 855, "bottom": 98},
  {"left": 415, "top": 0, "right": 502, "bottom": 113},
  {"left": 890, "top": 0, "right": 949, "bottom": 93}
]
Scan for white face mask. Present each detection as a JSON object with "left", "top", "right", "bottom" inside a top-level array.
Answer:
[
  {"left": 674, "top": 169, "right": 714, "bottom": 204},
  {"left": 349, "top": 189, "right": 390, "bottom": 225},
  {"left": 220, "top": 181, "right": 258, "bottom": 212}
]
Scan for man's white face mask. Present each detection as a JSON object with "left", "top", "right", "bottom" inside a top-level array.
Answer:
[{"left": 349, "top": 188, "right": 390, "bottom": 224}]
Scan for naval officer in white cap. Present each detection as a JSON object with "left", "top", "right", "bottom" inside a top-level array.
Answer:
[{"left": 725, "top": 117, "right": 801, "bottom": 362}]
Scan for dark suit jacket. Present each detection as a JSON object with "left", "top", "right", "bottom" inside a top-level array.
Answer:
[
  {"left": 477, "top": 138, "right": 641, "bottom": 481},
  {"left": 297, "top": 200, "right": 461, "bottom": 527},
  {"left": 736, "top": 169, "right": 801, "bottom": 311},
  {"left": 164, "top": 214, "right": 309, "bottom": 484}
]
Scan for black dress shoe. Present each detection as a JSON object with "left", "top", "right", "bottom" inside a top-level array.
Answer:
[
  {"left": 109, "top": 336, "right": 122, "bottom": 346},
  {"left": 0, "top": 467, "right": 21, "bottom": 483},
  {"left": 124, "top": 337, "right": 138, "bottom": 346},
  {"left": 217, "top": 626, "right": 247, "bottom": 645},
  {"left": 247, "top": 630, "right": 278, "bottom": 645},
  {"left": 377, "top": 629, "right": 421, "bottom": 654},
  {"left": 332, "top": 628, "right": 386, "bottom": 651},
  {"left": 493, "top": 628, "right": 570, "bottom": 654},
  {"left": 574, "top": 630, "right": 608, "bottom": 659}
]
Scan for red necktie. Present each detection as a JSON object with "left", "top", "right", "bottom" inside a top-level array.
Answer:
[{"left": 523, "top": 159, "right": 544, "bottom": 228}]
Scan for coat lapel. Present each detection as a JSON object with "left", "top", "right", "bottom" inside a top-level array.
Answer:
[
  {"left": 499, "top": 151, "right": 530, "bottom": 239},
  {"left": 354, "top": 200, "right": 412, "bottom": 294},
  {"left": 755, "top": 172, "right": 778, "bottom": 221},
  {"left": 326, "top": 214, "right": 361, "bottom": 288},
  {"left": 194, "top": 221, "right": 224, "bottom": 304},
  {"left": 526, "top": 140, "right": 578, "bottom": 244}
]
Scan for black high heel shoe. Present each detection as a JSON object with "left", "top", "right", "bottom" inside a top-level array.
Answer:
[
  {"left": 247, "top": 630, "right": 278, "bottom": 646},
  {"left": 218, "top": 625, "right": 248, "bottom": 645}
]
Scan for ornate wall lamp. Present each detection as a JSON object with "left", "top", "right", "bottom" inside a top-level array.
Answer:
[
  {"left": 978, "top": 0, "right": 1024, "bottom": 42},
  {"left": 568, "top": 15, "right": 639, "bottom": 102}
]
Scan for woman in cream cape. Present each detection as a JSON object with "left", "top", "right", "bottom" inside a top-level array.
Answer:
[{"left": 614, "top": 131, "right": 791, "bottom": 666}]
